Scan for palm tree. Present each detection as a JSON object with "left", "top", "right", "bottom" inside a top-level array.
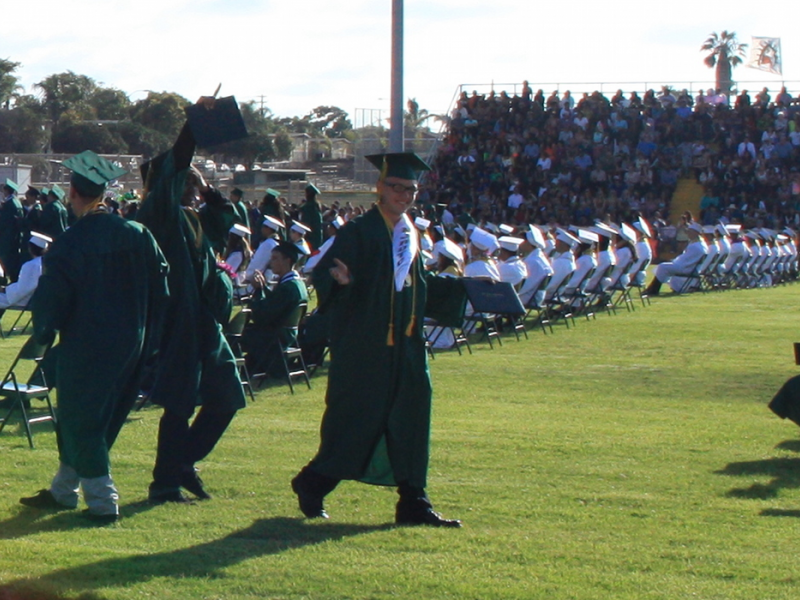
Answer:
[
  {"left": 701, "top": 31, "right": 748, "bottom": 94},
  {"left": 0, "top": 58, "right": 23, "bottom": 109}
]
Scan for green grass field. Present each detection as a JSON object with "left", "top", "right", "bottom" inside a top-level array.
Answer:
[{"left": 1, "top": 285, "right": 799, "bottom": 600}]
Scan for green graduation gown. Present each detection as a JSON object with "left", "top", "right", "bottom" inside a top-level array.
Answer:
[
  {"left": 243, "top": 272, "right": 309, "bottom": 372},
  {"left": 137, "top": 125, "right": 246, "bottom": 419},
  {"left": 38, "top": 199, "right": 69, "bottom": 239},
  {"left": 299, "top": 199, "right": 323, "bottom": 250},
  {"left": 307, "top": 206, "right": 465, "bottom": 488},
  {"left": 0, "top": 195, "right": 24, "bottom": 280},
  {"left": 32, "top": 209, "right": 169, "bottom": 478}
]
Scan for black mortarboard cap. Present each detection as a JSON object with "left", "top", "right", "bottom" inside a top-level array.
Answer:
[
  {"left": 274, "top": 240, "right": 301, "bottom": 263},
  {"left": 63, "top": 150, "right": 127, "bottom": 198},
  {"left": 365, "top": 152, "right": 431, "bottom": 180},
  {"left": 184, "top": 96, "right": 248, "bottom": 148}
]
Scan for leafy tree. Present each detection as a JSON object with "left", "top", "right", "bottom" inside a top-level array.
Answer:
[
  {"left": 51, "top": 121, "right": 128, "bottom": 154},
  {"left": 91, "top": 88, "right": 131, "bottom": 121},
  {"left": 0, "top": 94, "right": 48, "bottom": 152},
  {"left": 0, "top": 58, "right": 22, "bottom": 109},
  {"left": 306, "top": 105, "right": 352, "bottom": 138},
  {"left": 129, "top": 91, "right": 190, "bottom": 142},
  {"left": 35, "top": 71, "right": 99, "bottom": 124},
  {"left": 701, "top": 31, "right": 748, "bottom": 94}
]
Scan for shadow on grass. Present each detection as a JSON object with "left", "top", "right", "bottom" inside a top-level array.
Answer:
[
  {"left": 0, "top": 517, "right": 392, "bottom": 598},
  {"left": 716, "top": 454, "right": 800, "bottom": 499},
  {"left": 760, "top": 508, "right": 800, "bottom": 518},
  {"left": 0, "top": 500, "right": 159, "bottom": 540}
]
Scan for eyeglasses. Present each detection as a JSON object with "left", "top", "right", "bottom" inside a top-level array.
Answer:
[{"left": 385, "top": 181, "right": 419, "bottom": 195}]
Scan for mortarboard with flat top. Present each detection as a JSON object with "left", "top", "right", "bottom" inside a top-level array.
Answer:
[
  {"left": 230, "top": 187, "right": 244, "bottom": 197},
  {"left": 26, "top": 186, "right": 39, "bottom": 197},
  {"left": 49, "top": 184, "right": 65, "bottom": 200},
  {"left": 577, "top": 229, "right": 599, "bottom": 244},
  {"left": 620, "top": 223, "right": 638, "bottom": 244},
  {"left": 306, "top": 183, "right": 321, "bottom": 195},
  {"left": 29, "top": 231, "right": 52, "bottom": 249},
  {"left": 265, "top": 188, "right": 280, "bottom": 199},
  {"left": 525, "top": 225, "right": 546, "bottom": 249},
  {"left": 229, "top": 223, "right": 251, "bottom": 238},
  {"left": 262, "top": 215, "right": 285, "bottom": 231},
  {"left": 439, "top": 238, "right": 465, "bottom": 263},
  {"left": 414, "top": 217, "right": 431, "bottom": 231},
  {"left": 470, "top": 227, "right": 500, "bottom": 253},
  {"left": 184, "top": 96, "right": 248, "bottom": 148},
  {"left": 63, "top": 150, "right": 127, "bottom": 198},
  {"left": 4, "top": 179, "right": 18, "bottom": 192},
  {"left": 498, "top": 236, "right": 524, "bottom": 253},
  {"left": 366, "top": 152, "right": 431, "bottom": 180},
  {"left": 291, "top": 220, "right": 311, "bottom": 235}
]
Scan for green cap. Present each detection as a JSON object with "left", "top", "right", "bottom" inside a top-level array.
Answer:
[
  {"left": 305, "top": 183, "right": 320, "bottom": 195},
  {"left": 4, "top": 179, "right": 18, "bottom": 192},
  {"left": 62, "top": 150, "right": 127, "bottom": 198},
  {"left": 265, "top": 188, "right": 280, "bottom": 199},
  {"left": 40, "top": 187, "right": 50, "bottom": 197},
  {"left": 365, "top": 152, "right": 430, "bottom": 180},
  {"left": 50, "top": 184, "right": 65, "bottom": 201}
]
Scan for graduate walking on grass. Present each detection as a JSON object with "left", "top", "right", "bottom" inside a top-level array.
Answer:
[{"left": 292, "top": 152, "right": 466, "bottom": 527}]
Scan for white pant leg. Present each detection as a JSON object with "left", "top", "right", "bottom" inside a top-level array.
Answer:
[
  {"left": 82, "top": 475, "right": 119, "bottom": 516},
  {"left": 49, "top": 462, "right": 80, "bottom": 508}
]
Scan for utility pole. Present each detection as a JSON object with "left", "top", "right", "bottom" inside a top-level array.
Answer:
[{"left": 388, "top": 0, "right": 403, "bottom": 153}]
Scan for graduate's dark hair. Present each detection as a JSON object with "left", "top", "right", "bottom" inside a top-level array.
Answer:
[{"left": 273, "top": 241, "right": 300, "bottom": 266}]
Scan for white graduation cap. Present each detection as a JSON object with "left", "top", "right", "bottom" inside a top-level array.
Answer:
[
  {"left": 760, "top": 228, "right": 776, "bottom": 240},
  {"left": 577, "top": 229, "right": 599, "bottom": 244},
  {"left": 470, "top": 227, "right": 500, "bottom": 253},
  {"left": 556, "top": 228, "right": 580, "bottom": 246},
  {"left": 783, "top": 227, "right": 796, "bottom": 237},
  {"left": 702, "top": 225, "right": 716, "bottom": 235},
  {"left": 499, "top": 224, "right": 515, "bottom": 235},
  {"left": 485, "top": 222, "right": 500, "bottom": 234},
  {"left": 262, "top": 215, "right": 285, "bottom": 231},
  {"left": 466, "top": 223, "right": 477, "bottom": 232},
  {"left": 777, "top": 233, "right": 790, "bottom": 242},
  {"left": 605, "top": 222, "right": 622, "bottom": 235},
  {"left": 291, "top": 220, "right": 311, "bottom": 235},
  {"left": 434, "top": 224, "right": 445, "bottom": 236},
  {"left": 454, "top": 225, "right": 467, "bottom": 238},
  {"left": 620, "top": 223, "right": 638, "bottom": 244},
  {"left": 635, "top": 216, "right": 652, "bottom": 238},
  {"left": 229, "top": 223, "right": 251, "bottom": 238},
  {"left": 744, "top": 230, "right": 761, "bottom": 240},
  {"left": 295, "top": 239, "right": 311, "bottom": 255},
  {"left": 29, "top": 231, "right": 53, "bottom": 249},
  {"left": 525, "top": 224, "right": 546, "bottom": 249},
  {"left": 687, "top": 222, "right": 703, "bottom": 234},
  {"left": 440, "top": 237, "right": 465, "bottom": 263},
  {"left": 421, "top": 249, "right": 433, "bottom": 262},
  {"left": 331, "top": 216, "right": 345, "bottom": 230},
  {"left": 591, "top": 222, "right": 617, "bottom": 238},
  {"left": 498, "top": 236, "right": 524, "bottom": 253},
  {"left": 716, "top": 223, "right": 729, "bottom": 236},
  {"left": 414, "top": 217, "right": 431, "bottom": 231},
  {"left": 725, "top": 223, "right": 742, "bottom": 234}
]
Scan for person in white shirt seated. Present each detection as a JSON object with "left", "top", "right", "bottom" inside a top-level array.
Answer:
[
  {"left": 517, "top": 225, "right": 553, "bottom": 307},
  {"left": 585, "top": 222, "right": 617, "bottom": 291},
  {"left": 289, "top": 220, "right": 312, "bottom": 259},
  {"left": 544, "top": 229, "right": 579, "bottom": 301},
  {"left": 0, "top": 231, "right": 51, "bottom": 311},
  {"left": 425, "top": 238, "right": 465, "bottom": 349},
  {"left": 303, "top": 216, "right": 345, "bottom": 275},
  {"left": 497, "top": 236, "right": 527, "bottom": 287},
  {"left": 246, "top": 215, "right": 284, "bottom": 286},
  {"left": 607, "top": 223, "right": 639, "bottom": 289},
  {"left": 223, "top": 223, "right": 252, "bottom": 293},
  {"left": 631, "top": 217, "right": 655, "bottom": 286},
  {"left": 463, "top": 227, "right": 500, "bottom": 333},
  {"left": 564, "top": 229, "right": 598, "bottom": 297},
  {"left": 644, "top": 222, "right": 708, "bottom": 294}
]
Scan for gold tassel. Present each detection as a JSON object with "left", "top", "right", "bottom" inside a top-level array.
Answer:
[{"left": 387, "top": 323, "right": 395, "bottom": 346}]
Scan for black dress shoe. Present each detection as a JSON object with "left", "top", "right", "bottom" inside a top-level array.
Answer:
[
  {"left": 181, "top": 467, "right": 211, "bottom": 500},
  {"left": 82, "top": 509, "right": 119, "bottom": 525},
  {"left": 291, "top": 474, "right": 329, "bottom": 519},
  {"left": 396, "top": 503, "right": 462, "bottom": 528},
  {"left": 148, "top": 486, "right": 195, "bottom": 505},
  {"left": 19, "top": 489, "right": 75, "bottom": 511}
]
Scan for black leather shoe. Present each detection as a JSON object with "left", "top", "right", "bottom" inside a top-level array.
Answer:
[
  {"left": 291, "top": 474, "right": 329, "bottom": 519},
  {"left": 396, "top": 504, "right": 462, "bottom": 528},
  {"left": 82, "top": 509, "right": 119, "bottom": 525},
  {"left": 181, "top": 467, "right": 211, "bottom": 500},
  {"left": 19, "top": 489, "right": 74, "bottom": 511},
  {"left": 148, "top": 486, "right": 194, "bottom": 505}
]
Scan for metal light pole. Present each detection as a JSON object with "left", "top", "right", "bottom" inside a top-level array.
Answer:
[{"left": 388, "top": 0, "right": 404, "bottom": 153}]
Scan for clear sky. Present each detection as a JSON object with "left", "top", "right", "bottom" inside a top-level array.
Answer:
[{"left": 4, "top": 0, "right": 796, "bottom": 119}]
